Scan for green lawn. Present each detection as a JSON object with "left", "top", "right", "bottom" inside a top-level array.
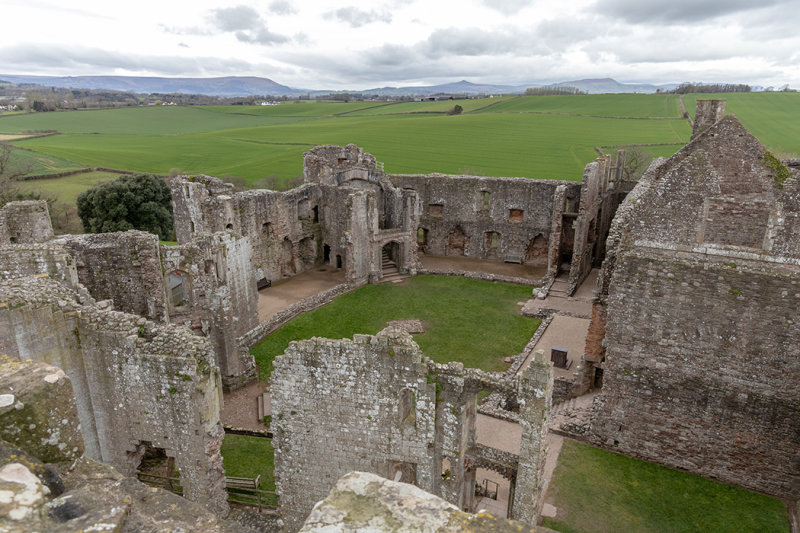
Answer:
[
  {"left": 542, "top": 439, "right": 790, "bottom": 533},
  {"left": 220, "top": 434, "right": 275, "bottom": 491},
  {"left": 251, "top": 275, "right": 539, "bottom": 381}
]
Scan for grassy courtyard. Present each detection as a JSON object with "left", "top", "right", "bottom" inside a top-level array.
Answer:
[
  {"left": 542, "top": 439, "right": 790, "bottom": 533},
  {"left": 250, "top": 275, "right": 540, "bottom": 380},
  {"left": 220, "top": 434, "right": 275, "bottom": 492}
]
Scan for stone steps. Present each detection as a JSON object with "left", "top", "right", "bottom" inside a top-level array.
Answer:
[{"left": 380, "top": 251, "right": 410, "bottom": 283}]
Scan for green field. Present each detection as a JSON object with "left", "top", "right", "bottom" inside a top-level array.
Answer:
[
  {"left": 682, "top": 92, "right": 800, "bottom": 156},
  {"left": 542, "top": 439, "right": 790, "bottom": 533},
  {"left": 250, "top": 275, "right": 539, "bottom": 381},
  {"left": 1, "top": 92, "right": 796, "bottom": 194},
  {"left": 16, "top": 171, "right": 119, "bottom": 204}
]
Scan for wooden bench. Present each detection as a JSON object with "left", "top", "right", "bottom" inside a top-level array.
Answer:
[{"left": 225, "top": 475, "right": 261, "bottom": 491}]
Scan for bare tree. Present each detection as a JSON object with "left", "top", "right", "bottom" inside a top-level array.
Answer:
[{"left": 0, "top": 142, "right": 30, "bottom": 205}]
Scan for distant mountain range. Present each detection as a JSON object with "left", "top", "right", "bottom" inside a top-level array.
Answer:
[
  {"left": 0, "top": 74, "right": 678, "bottom": 97},
  {"left": 0, "top": 75, "right": 295, "bottom": 96}
]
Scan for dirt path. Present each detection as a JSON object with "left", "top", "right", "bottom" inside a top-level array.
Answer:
[
  {"left": 221, "top": 380, "right": 269, "bottom": 431},
  {"left": 257, "top": 265, "right": 345, "bottom": 322},
  {"left": 421, "top": 254, "right": 546, "bottom": 280}
]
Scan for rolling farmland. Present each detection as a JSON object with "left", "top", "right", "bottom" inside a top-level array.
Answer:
[{"left": 1, "top": 92, "right": 796, "bottom": 196}]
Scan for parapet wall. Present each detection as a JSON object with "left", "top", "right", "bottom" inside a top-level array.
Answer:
[{"left": 0, "top": 275, "right": 228, "bottom": 515}]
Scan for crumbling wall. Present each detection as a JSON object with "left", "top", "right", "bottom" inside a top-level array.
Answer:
[
  {"left": 55, "top": 231, "right": 167, "bottom": 321},
  {"left": 567, "top": 157, "right": 611, "bottom": 294},
  {"left": 391, "top": 174, "right": 574, "bottom": 267},
  {"left": 171, "top": 176, "right": 325, "bottom": 284},
  {"left": 160, "top": 233, "right": 258, "bottom": 389},
  {"left": 271, "top": 328, "right": 437, "bottom": 531},
  {"left": 271, "top": 329, "right": 553, "bottom": 530},
  {"left": 0, "top": 243, "right": 81, "bottom": 290},
  {"left": 692, "top": 99, "right": 726, "bottom": 138},
  {"left": 0, "top": 200, "right": 53, "bottom": 245},
  {"left": 591, "top": 113, "right": 800, "bottom": 500},
  {"left": 0, "top": 276, "right": 228, "bottom": 515}
]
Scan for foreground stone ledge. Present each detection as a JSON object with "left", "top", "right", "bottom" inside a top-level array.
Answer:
[{"left": 299, "top": 471, "right": 557, "bottom": 533}]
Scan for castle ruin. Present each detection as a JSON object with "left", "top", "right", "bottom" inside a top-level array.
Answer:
[{"left": 0, "top": 100, "right": 798, "bottom": 530}]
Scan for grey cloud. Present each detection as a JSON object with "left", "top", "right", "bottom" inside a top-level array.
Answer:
[
  {"left": 235, "top": 28, "right": 289, "bottom": 45},
  {"left": 160, "top": 24, "right": 212, "bottom": 36},
  {"left": 324, "top": 7, "right": 392, "bottom": 28},
  {"left": 211, "top": 6, "right": 262, "bottom": 31},
  {"left": 592, "top": 0, "right": 787, "bottom": 24},
  {"left": 269, "top": 0, "right": 297, "bottom": 15},
  {"left": 0, "top": 44, "right": 252, "bottom": 76},
  {"left": 421, "top": 27, "right": 548, "bottom": 57},
  {"left": 208, "top": 5, "right": 290, "bottom": 45},
  {"left": 481, "top": 0, "right": 532, "bottom": 15}
]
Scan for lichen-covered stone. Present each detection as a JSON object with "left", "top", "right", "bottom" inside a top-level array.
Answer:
[
  {"left": 0, "top": 355, "right": 84, "bottom": 463},
  {"left": 0, "top": 455, "right": 251, "bottom": 533},
  {"left": 299, "top": 471, "right": 557, "bottom": 533}
]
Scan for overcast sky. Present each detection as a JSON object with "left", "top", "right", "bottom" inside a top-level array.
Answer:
[{"left": 1, "top": 0, "right": 798, "bottom": 90}]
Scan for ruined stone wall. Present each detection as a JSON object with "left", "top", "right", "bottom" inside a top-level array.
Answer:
[
  {"left": 593, "top": 250, "right": 800, "bottom": 497},
  {"left": 55, "top": 231, "right": 168, "bottom": 321},
  {"left": 0, "top": 276, "right": 228, "bottom": 515},
  {"left": 692, "top": 99, "right": 727, "bottom": 138},
  {"left": 512, "top": 351, "right": 553, "bottom": 524},
  {"left": 272, "top": 328, "right": 553, "bottom": 529},
  {"left": 390, "top": 174, "right": 576, "bottom": 266},
  {"left": 271, "top": 328, "right": 438, "bottom": 531},
  {"left": 160, "top": 233, "right": 258, "bottom": 389},
  {"left": 171, "top": 176, "right": 326, "bottom": 284},
  {"left": 567, "top": 157, "right": 611, "bottom": 294},
  {"left": 0, "top": 200, "right": 53, "bottom": 244},
  {"left": 591, "top": 114, "right": 800, "bottom": 500},
  {"left": 0, "top": 243, "right": 81, "bottom": 290}
]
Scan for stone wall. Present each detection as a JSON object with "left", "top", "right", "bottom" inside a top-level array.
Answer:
[
  {"left": 0, "top": 243, "right": 81, "bottom": 291},
  {"left": 55, "top": 231, "right": 167, "bottom": 321},
  {"left": 389, "top": 173, "right": 577, "bottom": 267},
  {"left": 0, "top": 200, "right": 53, "bottom": 245},
  {"left": 271, "top": 328, "right": 552, "bottom": 530},
  {"left": 0, "top": 276, "right": 228, "bottom": 515},
  {"left": 271, "top": 328, "right": 438, "bottom": 531},
  {"left": 590, "top": 112, "right": 800, "bottom": 500},
  {"left": 160, "top": 233, "right": 258, "bottom": 389}
]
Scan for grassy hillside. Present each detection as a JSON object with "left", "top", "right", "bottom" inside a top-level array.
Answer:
[
  {"left": 1, "top": 92, "right": 794, "bottom": 194},
  {"left": 8, "top": 101, "right": 690, "bottom": 184},
  {"left": 682, "top": 92, "right": 800, "bottom": 156}
]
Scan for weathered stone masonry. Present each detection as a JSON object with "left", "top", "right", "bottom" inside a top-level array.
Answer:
[
  {"left": 588, "top": 112, "right": 800, "bottom": 502},
  {"left": 0, "top": 275, "right": 229, "bottom": 515},
  {"left": 271, "top": 328, "right": 552, "bottom": 531}
]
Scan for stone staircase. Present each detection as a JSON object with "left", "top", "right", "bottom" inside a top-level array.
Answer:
[
  {"left": 548, "top": 391, "right": 598, "bottom": 438},
  {"left": 548, "top": 277, "right": 570, "bottom": 298},
  {"left": 381, "top": 250, "right": 409, "bottom": 283}
]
